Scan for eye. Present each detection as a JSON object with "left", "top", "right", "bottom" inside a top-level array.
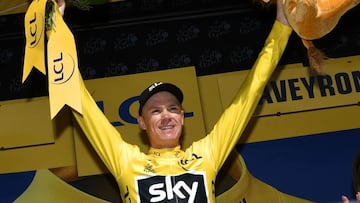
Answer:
[
  {"left": 169, "top": 106, "right": 181, "bottom": 113},
  {"left": 151, "top": 109, "right": 161, "bottom": 114}
]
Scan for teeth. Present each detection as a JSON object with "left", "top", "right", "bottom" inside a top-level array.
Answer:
[{"left": 161, "top": 126, "right": 173, "bottom": 130}]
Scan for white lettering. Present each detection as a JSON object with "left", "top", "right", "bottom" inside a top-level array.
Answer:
[
  {"left": 149, "top": 183, "right": 166, "bottom": 202},
  {"left": 149, "top": 82, "right": 163, "bottom": 92},
  {"left": 165, "top": 176, "right": 174, "bottom": 200},
  {"left": 148, "top": 176, "right": 199, "bottom": 202},
  {"left": 173, "top": 181, "right": 198, "bottom": 203}
]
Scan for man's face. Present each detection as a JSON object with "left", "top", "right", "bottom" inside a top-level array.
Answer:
[{"left": 137, "top": 91, "right": 184, "bottom": 148}]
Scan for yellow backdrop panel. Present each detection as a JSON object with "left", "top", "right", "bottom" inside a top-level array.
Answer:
[
  {"left": 0, "top": 107, "right": 76, "bottom": 173},
  {"left": 0, "top": 97, "right": 53, "bottom": 148},
  {"left": 218, "top": 56, "right": 359, "bottom": 117},
  {"left": 199, "top": 56, "right": 360, "bottom": 142}
]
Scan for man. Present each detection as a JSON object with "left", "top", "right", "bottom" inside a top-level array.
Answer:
[{"left": 66, "top": 0, "right": 295, "bottom": 202}]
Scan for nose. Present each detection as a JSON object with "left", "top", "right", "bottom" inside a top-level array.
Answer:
[
  {"left": 160, "top": 109, "right": 172, "bottom": 123},
  {"left": 161, "top": 109, "right": 171, "bottom": 118}
]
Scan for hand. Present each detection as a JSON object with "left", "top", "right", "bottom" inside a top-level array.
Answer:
[
  {"left": 275, "top": 0, "right": 289, "bottom": 26},
  {"left": 342, "top": 195, "right": 351, "bottom": 203},
  {"left": 342, "top": 192, "right": 360, "bottom": 203},
  {"left": 56, "top": 0, "right": 66, "bottom": 16}
]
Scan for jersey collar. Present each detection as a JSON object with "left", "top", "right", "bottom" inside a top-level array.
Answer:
[{"left": 148, "top": 146, "right": 182, "bottom": 158}]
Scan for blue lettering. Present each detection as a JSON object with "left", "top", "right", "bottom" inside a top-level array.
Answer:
[
  {"left": 184, "top": 112, "right": 194, "bottom": 118},
  {"left": 335, "top": 72, "right": 352, "bottom": 94},
  {"left": 29, "top": 12, "right": 37, "bottom": 46},
  {"left": 180, "top": 153, "right": 202, "bottom": 165},
  {"left": 96, "top": 101, "right": 104, "bottom": 111},
  {"left": 271, "top": 80, "right": 287, "bottom": 102},
  {"left": 260, "top": 87, "right": 273, "bottom": 104},
  {"left": 53, "top": 52, "right": 64, "bottom": 82},
  {"left": 317, "top": 75, "right": 335, "bottom": 97},
  {"left": 288, "top": 78, "right": 302, "bottom": 100},
  {"left": 352, "top": 71, "right": 360, "bottom": 92},
  {"left": 124, "top": 186, "right": 131, "bottom": 202},
  {"left": 96, "top": 101, "right": 123, "bottom": 126},
  {"left": 260, "top": 71, "right": 358, "bottom": 105},
  {"left": 119, "top": 96, "right": 138, "bottom": 125},
  {"left": 300, "top": 77, "right": 315, "bottom": 98}
]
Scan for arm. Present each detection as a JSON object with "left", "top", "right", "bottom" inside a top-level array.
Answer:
[
  {"left": 72, "top": 74, "right": 136, "bottom": 178},
  {"left": 55, "top": 1, "right": 134, "bottom": 178},
  {"left": 275, "top": 0, "right": 290, "bottom": 27},
  {"left": 204, "top": 3, "right": 293, "bottom": 171}
]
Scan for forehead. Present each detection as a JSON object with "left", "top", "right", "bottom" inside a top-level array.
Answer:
[{"left": 144, "top": 91, "right": 181, "bottom": 106}]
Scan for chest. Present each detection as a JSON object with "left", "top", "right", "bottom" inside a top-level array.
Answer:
[
  {"left": 131, "top": 152, "right": 209, "bottom": 175},
  {"left": 117, "top": 151, "right": 216, "bottom": 202}
]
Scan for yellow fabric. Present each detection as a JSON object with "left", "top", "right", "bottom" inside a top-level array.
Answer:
[
  {"left": 47, "top": 0, "right": 82, "bottom": 119},
  {"left": 22, "top": 0, "right": 82, "bottom": 118},
  {"left": 205, "top": 20, "right": 292, "bottom": 171},
  {"left": 14, "top": 169, "right": 109, "bottom": 203},
  {"left": 70, "top": 20, "right": 297, "bottom": 203},
  {"left": 22, "top": 0, "right": 47, "bottom": 82}
]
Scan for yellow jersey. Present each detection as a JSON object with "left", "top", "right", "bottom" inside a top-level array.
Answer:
[{"left": 72, "top": 20, "right": 293, "bottom": 203}]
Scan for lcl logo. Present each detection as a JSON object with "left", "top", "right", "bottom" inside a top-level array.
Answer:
[
  {"left": 26, "top": 12, "right": 44, "bottom": 48},
  {"left": 50, "top": 52, "right": 76, "bottom": 84}
]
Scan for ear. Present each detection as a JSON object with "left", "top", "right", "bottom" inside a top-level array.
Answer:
[
  {"left": 137, "top": 116, "right": 146, "bottom": 130},
  {"left": 180, "top": 110, "right": 185, "bottom": 126}
]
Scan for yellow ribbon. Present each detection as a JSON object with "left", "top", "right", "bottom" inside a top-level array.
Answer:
[
  {"left": 22, "top": 0, "right": 47, "bottom": 83},
  {"left": 46, "top": 0, "right": 82, "bottom": 119}
]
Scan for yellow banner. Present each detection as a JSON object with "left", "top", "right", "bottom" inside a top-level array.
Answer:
[
  {"left": 199, "top": 56, "right": 360, "bottom": 143},
  {"left": 0, "top": 97, "right": 53, "bottom": 149},
  {"left": 47, "top": 0, "right": 82, "bottom": 119},
  {"left": 0, "top": 98, "right": 76, "bottom": 174},
  {"left": 22, "top": 0, "right": 47, "bottom": 82},
  {"left": 217, "top": 56, "right": 360, "bottom": 117}
]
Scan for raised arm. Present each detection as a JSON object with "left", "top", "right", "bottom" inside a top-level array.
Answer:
[
  {"left": 275, "top": 0, "right": 290, "bottom": 26},
  {"left": 55, "top": 1, "right": 133, "bottom": 178},
  {"left": 71, "top": 74, "right": 134, "bottom": 178},
  {"left": 204, "top": 0, "right": 293, "bottom": 171}
]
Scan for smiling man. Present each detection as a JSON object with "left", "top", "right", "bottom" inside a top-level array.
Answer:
[
  {"left": 137, "top": 82, "right": 184, "bottom": 149},
  {"left": 64, "top": 0, "right": 301, "bottom": 202}
]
